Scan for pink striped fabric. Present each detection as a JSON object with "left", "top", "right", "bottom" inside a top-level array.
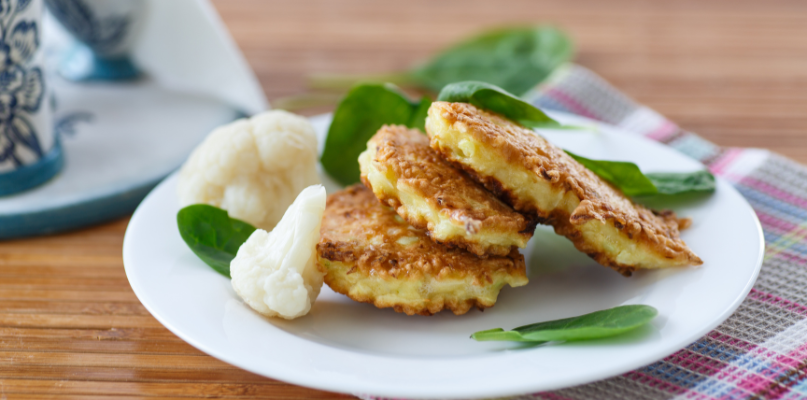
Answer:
[{"left": 524, "top": 65, "right": 807, "bottom": 400}]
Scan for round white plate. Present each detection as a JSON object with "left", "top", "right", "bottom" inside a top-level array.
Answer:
[{"left": 123, "top": 112, "right": 763, "bottom": 399}]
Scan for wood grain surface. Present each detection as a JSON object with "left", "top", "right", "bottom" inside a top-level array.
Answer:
[{"left": 3, "top": 0, "right": 807, "bottom": 398}]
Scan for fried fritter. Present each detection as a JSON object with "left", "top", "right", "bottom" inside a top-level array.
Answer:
[
  {"left": 426, "top": 101, "right": 703, "bottom": 276},
  {"left": 316, "top": 184, "right": 528, "bottom": 316},
  {"left": 358, "top": 125, "right": 535, "bottom": 257}
]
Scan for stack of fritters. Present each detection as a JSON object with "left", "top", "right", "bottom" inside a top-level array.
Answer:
[
  {"left": 426, "top": 101, "right": 703, "bottom": 276},
  {"left": 316, "top": 185, "right": 527, "bottom": 316},
  {"left": 316, "top": 101, "right": 703, "bottom": 316},
  {"left": 317, "top": 125, "right": 532, "bottom": 316}
]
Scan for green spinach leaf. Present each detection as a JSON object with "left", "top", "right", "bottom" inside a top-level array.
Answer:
[
  {"left": 411, "top": 26, "right": 573, "bottom": 96},
  {"left": 437, "top": 81, "right": 562, "bottom": 128},
  {"left": 566, "top": 151, "right": 716, "bottom": 197},
  {"left": 177, "top": 204, "right": 257, "bottom": 278},
  {"left": 471, "top": 305, "right": 657, "bottom": 343},
  {"left": 321, "top": 83, "right": 431, "bottom": 185},
  {"left": 408, "top": 95, "right": 432, "bottom": 132},
  {"left": 565, "top": 151, "right": 658, "bottom": 197},
  {"left": 471, "top": 328, "right": 544, "bottom": 343},
  {"left": 309, "top": 26, "right": 573, "bottom": 97},
  {"left": 646, "top": 170, "right": 716, "bottom": 195}
]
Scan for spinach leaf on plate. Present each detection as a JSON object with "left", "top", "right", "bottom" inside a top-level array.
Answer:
[
  {"left": 646, "top": 170, "right": 716, "bottom": 196},
  {"left": 566, "top": 151, "right": 716, "bottom": 197},
  {"left": 321, "top": 83, "right": 431, "bottom": 186},
  {"left": 411, "top": 26, "right": 573, "bottom": 96},
  {"left": 565, "top": 151, "right": 659, "bottom": 197},
  {"left": 472, "top": 305, "right": 658, "bottom": 343},
  {"left": 437, "top": 81, "right": 562, "bottom": 129},
  {"left": 177, "top": 204, "right": 257, "bottom": 278}
]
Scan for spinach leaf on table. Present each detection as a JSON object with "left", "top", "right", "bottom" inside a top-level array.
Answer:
[
  {"left": 411, "top": 26, "right": 573, "bottom": 96},
  {"left": 472, "top": 305, "right": 658, "bottom": 343},
  {"left": 177, "top": 204, "right": 257, "bottom": 278},
  {"left": 321, "top": 83, "right": 431, "bottom": 186},
  {"left": 310, "top": 25, "right": 573, "bottom": 97},
  {"left": 437, "top": 81, "right": 562, "bottom": 129}
]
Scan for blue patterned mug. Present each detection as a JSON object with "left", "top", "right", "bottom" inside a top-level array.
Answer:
[
  {"left": 0, "top": 0, "right": 60, "bottom": 196},
  {"left": 45, "top": 0, "right": 145, "bottom": 81}
]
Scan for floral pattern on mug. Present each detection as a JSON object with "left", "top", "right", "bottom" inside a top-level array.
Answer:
[{"left": 0, "top": 0, "right": 44, "bottom": 167}]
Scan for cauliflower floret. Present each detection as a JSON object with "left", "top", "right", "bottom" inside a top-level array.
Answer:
[
  {"left": 230, "top": 185, "right": 326, "bottom": 319},
  {"left": 177, "top": 110, "right": 319, "bottom": 231}
]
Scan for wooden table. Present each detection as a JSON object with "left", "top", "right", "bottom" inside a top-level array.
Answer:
[{"left": 4, "top": 0, "right": 806, "bottom": 398}]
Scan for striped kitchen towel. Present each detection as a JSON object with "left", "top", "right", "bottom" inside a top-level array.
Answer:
[
  {"left": 522, "top": 64, "right": 807, "bottom": 400},
  {"left": 365, "top": 64, "right": 807, "bottom": 400}
]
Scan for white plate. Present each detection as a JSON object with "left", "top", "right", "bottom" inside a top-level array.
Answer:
[{"left": 123, "top": 112, "right": 763, "bottom": 399}]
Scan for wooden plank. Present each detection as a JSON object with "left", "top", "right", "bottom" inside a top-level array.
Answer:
[
  {"left": 0, "top": 351, "right": 235, "bottom": 369},
  {"left": 0, "top": 276, "right": 132, "bottom": 288},
  {"left": 0, "top": 395, "right": 254, "bottom": 400},
  {"left": 0, "top": 365, "right": 271, "bottom": 384},
  {"left": 0, "top": 327, "right": 183, "bottom": 342},
  {"left": 0, "top": 300, "right": 149, "bottom": 316},
  {"left": 0, "top": 313, "right": 164, "bottom": 329},
  {"left": 1, "top": 393, "right": 349, "bottom": 400},
  {"left": 0, "top": 266, "right": 128, "bottom": 277},
  {"left": 0, "top": 288, "right": 138, "bottom": 302},
  {"left": 0, "top": 337, "right": 204, "bottom": 355},
  {"left": 0, "top": 252, "right": 124, "bottom": 266},
  {"left": 0, "top": 379, "right": 351, "bottom": 399}
]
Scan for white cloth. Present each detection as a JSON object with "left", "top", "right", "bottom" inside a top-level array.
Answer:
[
  {"left": 132, "top": 0, "right": 268, "bottom": 115},
  {"left": 46, "top": 0, "right": 268, "bottom": 116}
]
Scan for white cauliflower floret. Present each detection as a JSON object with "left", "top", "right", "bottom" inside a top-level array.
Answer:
[
  {"left": 230, "top": 185, "right": 326, "bottom": 319},
  {"left": 177, "top": 110, "right": 319, "bottom": 231}
]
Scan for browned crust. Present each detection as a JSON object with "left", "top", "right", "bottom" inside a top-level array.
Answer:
[
  {"left": 360, "top": 125, "right": 535, "bottom": 257},
  {"left": 316, "top": 184, "right": 528, "bottom": 315},
  {"left": 317, "top": 258, "right": 496, "bottom": 316},
  {"left": 427, "top": 102, "right": 703, "bottom": 276}
]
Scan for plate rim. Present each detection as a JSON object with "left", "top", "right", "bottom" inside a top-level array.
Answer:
[{"left": 123, "top": 111, "right": 765, "bottom": 398}]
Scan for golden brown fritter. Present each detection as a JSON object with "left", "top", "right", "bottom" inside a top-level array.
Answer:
[
  {"left": 426, "top": 101, "right": 703, "bottom": 276},
  {"left": 316, "top": 184, "right": 528, "bottom": 316},
  {"left": 358, "top": 125, "right": 535, "bottom": 257}
]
